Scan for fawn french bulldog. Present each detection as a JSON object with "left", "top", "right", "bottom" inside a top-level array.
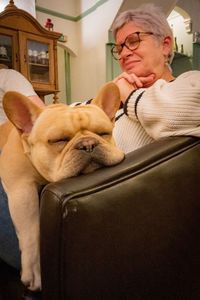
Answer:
[{"left": 0, "top": 82, "right": 124, "bottom": 290}]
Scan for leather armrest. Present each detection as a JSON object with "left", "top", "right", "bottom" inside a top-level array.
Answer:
[{"left": 40, "top": 136, "right": 200, "bottom": 300}]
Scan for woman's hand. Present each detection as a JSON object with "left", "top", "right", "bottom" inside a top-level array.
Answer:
[
  {"left": 113, "top": 72, "right": 155, "bottom": 103},
  {"left": 114, "top": 78, "right": 135, "bottom": 104}
]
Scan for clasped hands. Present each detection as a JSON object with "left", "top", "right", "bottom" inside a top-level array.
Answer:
[{"left": 113, "top": 72, "right": 155, "bottom": 104}]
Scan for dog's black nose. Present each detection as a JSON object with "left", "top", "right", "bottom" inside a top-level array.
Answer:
[{"left": 75, "top": 138, "right": 98, "bottom": 152}]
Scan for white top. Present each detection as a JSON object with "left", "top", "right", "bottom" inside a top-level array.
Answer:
[
  {"left": 113, "top": 70, "right": 200, "bottom": 153},
  {"left": 0, "top": 69, "right": 36, "bottom": 124}
]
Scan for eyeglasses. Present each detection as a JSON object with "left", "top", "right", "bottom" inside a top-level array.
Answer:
[{"left": 111, "top": 31, "right": 153, "bottom": 60}]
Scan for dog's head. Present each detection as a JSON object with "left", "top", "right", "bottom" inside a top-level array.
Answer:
[{"left": 3, "top": 82, "right": 124, "bottom": 182}]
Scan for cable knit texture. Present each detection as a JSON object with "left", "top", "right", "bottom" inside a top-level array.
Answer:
[
  {"left": 126, "top": 71, "right": 200, "bottom": 141},
  {"left": 113, "top": 108, "right": 154, "bottom": 153}
]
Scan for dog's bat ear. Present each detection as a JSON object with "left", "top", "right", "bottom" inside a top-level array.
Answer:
[
  {"left": 92, "top": 82, "right": 121, "bottom": 121},
  {"left": 3, "top": 91, "right": 42, "bottom": 134}
]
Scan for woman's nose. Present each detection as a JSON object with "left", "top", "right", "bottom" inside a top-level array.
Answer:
[{"left": 120, "top": 46, "right": 133, "bottom": 59}]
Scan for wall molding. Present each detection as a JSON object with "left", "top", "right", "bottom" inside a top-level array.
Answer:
[{"left": 36, "top": 0, "right": 109, "bottom": 22}]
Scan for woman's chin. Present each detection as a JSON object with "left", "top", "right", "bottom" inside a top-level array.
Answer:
[{"left": 125, "top": 65, "right": 146, "bottom": 76}]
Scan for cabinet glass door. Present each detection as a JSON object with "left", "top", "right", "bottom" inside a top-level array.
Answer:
[
  {"left": 27, "top": 40, "right": 50, "bottom": 83},
  {"left": 0, "top": 34, "right": 12, "bottom": 68},
  {"left": 0, "top": 29, "right": 18, "bottom": 70},
  {"left": 19, "top": 31, "right": 56, "bottom": 93}
]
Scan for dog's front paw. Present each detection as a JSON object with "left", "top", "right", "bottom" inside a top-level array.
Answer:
[{"left": 21, "top": 260, "right": 41, "bottom": 291}]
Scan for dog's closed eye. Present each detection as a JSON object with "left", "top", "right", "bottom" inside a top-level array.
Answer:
[
  {"left": 98, "top": 131, "right": 112, "bottom": 140},
  {"left": 48, "top": 137, "right": 70, "bottom": 145},
  {"left": 99, "top": 132, "right": 111, "bottom": 136}
]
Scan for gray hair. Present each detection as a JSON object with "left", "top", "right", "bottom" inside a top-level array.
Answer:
[{"left": 112, "top": 3, "right": 174, "bottom": 64}]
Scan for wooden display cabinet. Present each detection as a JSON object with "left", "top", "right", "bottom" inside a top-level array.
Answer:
[{"left": 0, "top": 1, "right": 61, "bottom": 102}]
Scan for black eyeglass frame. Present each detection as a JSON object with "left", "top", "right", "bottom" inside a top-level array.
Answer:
[{"left": 111, "top": 31, "right": 153, "bottom": 60}]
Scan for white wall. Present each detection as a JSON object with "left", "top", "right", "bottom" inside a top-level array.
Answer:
[
  {"left": 70, "top": 0, "right": 123, "bottom": 101},
  {"left": 37, "top": 0, "right": 77, "bottom": 16},
  {"left": 76, "top": 0, "right": 99, "bottom": 14},
  {"left": 36, "top": 0, "right": 78, "bottom": 55}
]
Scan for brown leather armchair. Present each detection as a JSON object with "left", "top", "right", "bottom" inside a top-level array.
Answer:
[{"left": 1, "top": 136, "right": 200, "bottom": 300}]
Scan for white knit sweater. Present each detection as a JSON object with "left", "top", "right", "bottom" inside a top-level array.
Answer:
[
  {"left": 113, "top": 71, "right": 200, "bottom": 153},
  {"left": 72, "top": 70, "right": 200, "bottom": 154}
]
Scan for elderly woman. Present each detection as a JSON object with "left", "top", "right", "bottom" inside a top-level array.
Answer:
[{"left": 111, "top": 4, "right": 200, "bottom": 153}]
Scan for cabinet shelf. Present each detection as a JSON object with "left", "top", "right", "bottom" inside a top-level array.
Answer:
[
  {"left": 29, "top": 63, "right": 49, "bottom": 67},
  {"left": 0, "top": 57, "right": 12, "bottom": 69},
  {"left": 0, "top": 57, "right": 10, "bottom": 61}
]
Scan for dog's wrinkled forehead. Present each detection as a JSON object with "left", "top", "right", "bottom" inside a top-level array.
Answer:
[{"left": 31, "top": 103, "right": 113, "bottom": 140}]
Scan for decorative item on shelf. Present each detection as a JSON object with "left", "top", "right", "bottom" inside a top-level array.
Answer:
[
  {"left": 184, "top": 18, "right": 192, "bottom": 34},
  {"left": 174, "top": 37, "right": 178, "bottom": 52},
  {"left": 0, "top": 46, "right": 8, "bottom": 59},
  {"left": 28, "top": 49, "right": 33, "bottom": 63},
  {"left": 180, "top": 44, "right": 184, "bottom": 54},
  {"left": 32, "top": 50, "right": 38, "bottom": 63},
  {"left": 45, "top": 51, "right": 49, "bottom": 65},
  {"left": 193, "top": 32, "right": 200, "bottom": 43},
  {"left": 58, "top": 34, "right": 67, "bottom": 43},
  {"left": 45, "top": 18, "right": 54, "bottom": 31},
  {"left": 38, "top": 51, "right": 47, "bottom": 65}
]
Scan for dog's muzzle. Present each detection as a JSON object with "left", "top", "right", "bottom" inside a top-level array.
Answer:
[{"left": 75, "top": 137, "right": 99, "bottom": 153}]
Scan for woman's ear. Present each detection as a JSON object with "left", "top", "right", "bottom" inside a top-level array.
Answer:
[{"left": 162, "top": 36, "right": 173, "bottom": 59}]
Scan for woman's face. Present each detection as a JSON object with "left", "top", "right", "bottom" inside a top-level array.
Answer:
[{"left": 115, "top": 21, "right": 170, "bottom": 78}]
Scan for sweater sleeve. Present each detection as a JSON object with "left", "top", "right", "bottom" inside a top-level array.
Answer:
[{"left": 125, "top": 70, "right": 200, "bottom": 139}]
